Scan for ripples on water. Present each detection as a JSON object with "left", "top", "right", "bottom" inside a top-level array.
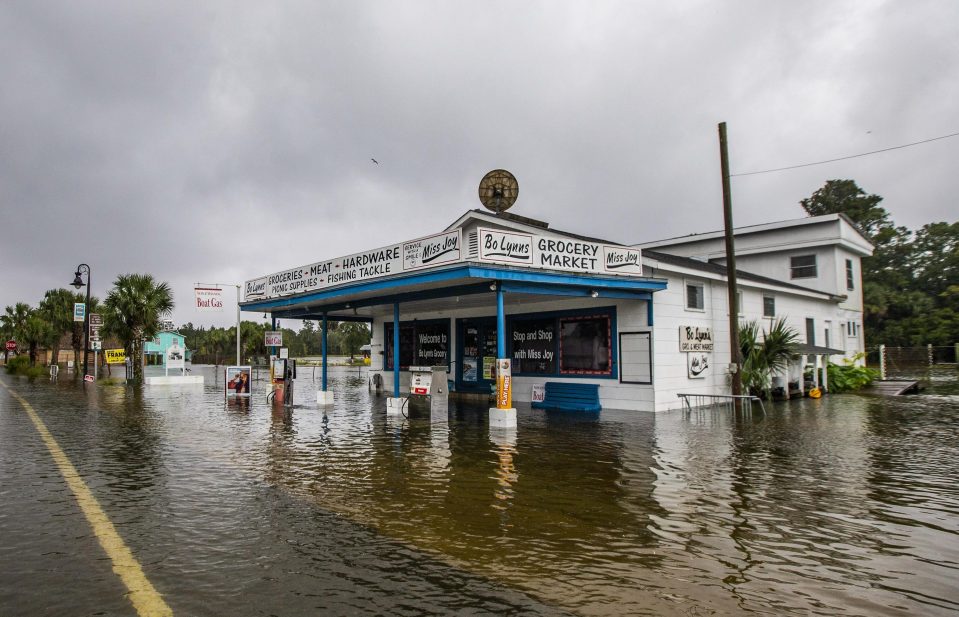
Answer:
[{"left": 3, "top": 366, "right": 959, "bottom": 616}]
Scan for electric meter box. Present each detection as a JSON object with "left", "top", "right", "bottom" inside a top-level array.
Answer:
[{"left": 408, "top": 366, "right": 448, "bottom": 416}]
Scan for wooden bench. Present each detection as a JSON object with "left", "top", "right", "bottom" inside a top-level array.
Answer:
[{"left": 531, "top": 382, "right": 601, "bottom": 412}]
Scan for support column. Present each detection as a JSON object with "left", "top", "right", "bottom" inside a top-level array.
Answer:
[
  {"left": 821, "top": 355, "right": 829, "bottom": 393},
  {"left": 235, "top": 285, "right": 241, "bottom": 366},
  {"left": 387, "top": 302, "right": 406, "bottom": 414},
  {"left": 317, "top": 313, "right": 334, "bottom": 406},
  {"left": 799, "top": 354, "right": 807, "bottom": 397},
  {"left": 496, "top": 288, "right": 505, "bottom": 358},
  {"left": 490, "top": 285, "right": 517, "bottom": 428}
]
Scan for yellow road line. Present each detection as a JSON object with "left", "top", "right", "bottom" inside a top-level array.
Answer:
[{"left": 0, "top": 381, "right": 173, "bottom": 617}]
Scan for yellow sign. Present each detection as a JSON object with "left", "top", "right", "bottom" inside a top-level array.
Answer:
[
  {"left": 104, "top": 349, "right": 127, "bottom": 364},
  {"left": 496, "top": 358, "right": 512, "bottom": 409}
]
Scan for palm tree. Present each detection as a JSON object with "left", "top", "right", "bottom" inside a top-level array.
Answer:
[
  {"left": 740, "top": 318, "right": 800, "bottom": 398},
  {"left": 22, "top": 313, "right": 56, "bottom": 366},
  {"left": 39, "top": 288, "right": 90, "bottom": 367},
  {"left": 1, "top": 303, "right": 32, "bottom": 360},
  {"left": 102, "top": 274, "right": 174, "bottom": 384}
]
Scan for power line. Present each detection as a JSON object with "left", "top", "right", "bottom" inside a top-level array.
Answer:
[{"left": 730, "top": 130, "right": 959, "bottom": 177}]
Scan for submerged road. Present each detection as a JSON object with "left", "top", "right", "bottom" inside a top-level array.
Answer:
[
  {"left": 0, "top": 376, "right": 568, "bottom": 617},
  {"left": 4, "top": 366, "right": 959, "bottom": 616}
]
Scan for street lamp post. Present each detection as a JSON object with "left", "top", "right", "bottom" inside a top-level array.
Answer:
[{"left": 71, "top": 264, "right": 91, "bottom": 379}]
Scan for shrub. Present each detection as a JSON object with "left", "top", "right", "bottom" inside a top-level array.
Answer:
[
  {"left": 827, "top": 355, "right": 880, "bottom": 392},
  {"left": 5, "top": 355, "right": 31, "bottom": 375},
  {"left": 4, "top": 356, "right": 47, "bottom": 379}
]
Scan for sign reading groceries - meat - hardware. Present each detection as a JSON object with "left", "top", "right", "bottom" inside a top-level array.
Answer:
[{"left": 244, "top": 230, "right": 461, "bottom": 301}]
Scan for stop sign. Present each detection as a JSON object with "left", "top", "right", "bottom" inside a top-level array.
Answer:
[{"left": 4, "top": 340, "right": 15, "bottom": 351}]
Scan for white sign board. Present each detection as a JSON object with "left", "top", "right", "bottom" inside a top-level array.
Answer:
[
  {"left": 244, "top": 230, "right": 461, "bottom": 301},
  {"left": 477, "top": 228, "right": 643, "bottom": 276},
  {"left": 279, "top": 347, "right": 289, "bottom": 359},
  {"left": 166, "top": 342, "right": 185, "bottom": 370},
  {"left": 679, "top": 326, "right": 714, "bottom": 352},
  {"left": 402, "top": 230, "right": 462, "bottom": 270},
  {"left": 531, "top": 384, "right": 546, "bottom": 403},
  {"left": 687, "top": 352, "right": 710, "bottom": 379},
  {"left": 265, "top": 331, "right": 283, "bottom": 347},
  {"left": 479, "top": 228, "right": 534, "bottom": 265},
  {"left": 194, "top": 287, "right": 224, "bottom": 312},
  {"left": 73, "top": 303, "right": 86, "bottom": 322}
]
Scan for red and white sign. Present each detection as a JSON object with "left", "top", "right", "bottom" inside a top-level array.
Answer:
[
  {"left": 264, "top": 331, "right": 283, "bottom": 347},
  {"left": 5, "top": 340, "right": 16, "bottom": 351},
  {"left": 194, "top": 287, "right": 224, "bottom": 312},
  {"left": 83, "top": 374, "right": 95, "bottom": 383}
]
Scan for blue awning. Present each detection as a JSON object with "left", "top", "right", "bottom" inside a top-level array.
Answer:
[{"left": 240, "top": 263, "right": 666, "bottom": 321}]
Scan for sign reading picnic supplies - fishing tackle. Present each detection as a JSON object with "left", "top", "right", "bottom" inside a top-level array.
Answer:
[
  {"left": 679, "top": 326, "right": 714, "bottom": 352},
  {"left": 244, "top": 230, "right": 462, "bottom": 301}
]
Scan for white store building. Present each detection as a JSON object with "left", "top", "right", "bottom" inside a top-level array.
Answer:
[{"left": 241, "top": 209, "right": 871, "bottom": 413}]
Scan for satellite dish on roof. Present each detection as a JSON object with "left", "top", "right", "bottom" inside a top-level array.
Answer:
[{"left": 478, "top": 169, "right": 519, "bottom": 214}]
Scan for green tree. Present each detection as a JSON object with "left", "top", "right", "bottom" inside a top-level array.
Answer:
[
  {"left": 240, "top": 321, "right": 268, "bottom": 363},
  {"left": 911, "top": 222, "right": 959, "bottom": 298},
  {"left": 39, "top": 288, "right": 87, "bottom": 367},
  {"left": 800, "top": 179, "right": 958, "bottom": 347},
  {"left": 22, "top": 312, "right": 55, "bottom": 366},
  {"left": 800, "top": 179, "right": 891, "bottom": 238},
  {"left": 102, "top": 274, "right": 174, "bottom": 384},
  {"left": 1, "top": 303, "right": 31, "bottom": 360},
  {"left": 331, "top": 322, "right": 371, "bottom": 358}
]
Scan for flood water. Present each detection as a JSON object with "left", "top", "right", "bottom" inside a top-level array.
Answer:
[{"left": 2, "top": 366, "right": 958, "bottom": 616}]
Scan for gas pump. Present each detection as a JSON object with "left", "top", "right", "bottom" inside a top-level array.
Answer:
[
  {"left": 271, "top": 358, "right": 296, "bottom": 406},
  {"left": 408, "top": 366, "right": 449, "bottom": 417}
]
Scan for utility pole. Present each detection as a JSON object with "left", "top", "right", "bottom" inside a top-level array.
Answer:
[{"left": 719, "top": 122, "right": 744, "bottom": 400}]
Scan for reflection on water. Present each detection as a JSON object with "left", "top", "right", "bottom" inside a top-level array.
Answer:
[{"left": 4, "top": 366, "right": 959, "bottom": 616}]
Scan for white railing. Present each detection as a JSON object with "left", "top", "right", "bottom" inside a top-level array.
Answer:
[{"left": 677, "top": 393, "right": 766, "bottom": 416}]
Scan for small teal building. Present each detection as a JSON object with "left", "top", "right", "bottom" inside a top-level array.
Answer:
[{"left": 144, "top": 331, "right": 190, "bottom": 366}]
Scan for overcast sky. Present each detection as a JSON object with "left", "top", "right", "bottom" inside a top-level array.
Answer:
[{"left": 2, "top": 1, "right": 957, "bottom": 328}]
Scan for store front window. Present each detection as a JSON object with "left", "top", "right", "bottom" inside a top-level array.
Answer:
[
  {"left": 559, "top": 314, "right": 612, "bottom": 375},
  {"left": 384, "top": 319, "right": 450, "bottom": 370},
  {"left": 509, "top": 307, "right": 616, "bottom": 379}
]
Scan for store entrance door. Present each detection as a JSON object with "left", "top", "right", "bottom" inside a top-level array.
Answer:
[{"left": 456, "top": 317, "right": 498, "bottom": 393}]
